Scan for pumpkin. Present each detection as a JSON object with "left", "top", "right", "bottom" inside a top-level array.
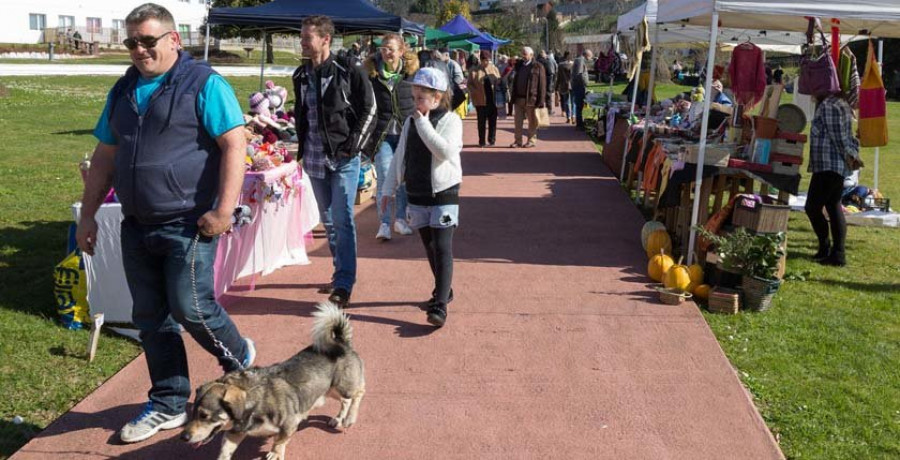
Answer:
[
  {"left": 692, "top": 284, "right": 711, "bottom": 300},
  {"left": 641, "top": 221, "right": 667, "bottom": 250},
  {"left": 648, "top": 249, "right": 674, "bottom": 282},
  {"left": 664, "top": 257, "right": 692, "bottom": 292},
  {"left": 645, "top": 229, "right": 673, "bottom": 259},
  {"left": 688, "top": 264, "right": 704, "bottom": 284}
]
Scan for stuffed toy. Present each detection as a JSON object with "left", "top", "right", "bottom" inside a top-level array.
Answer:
[
  {"left": 265, "top": 80, "right": 288, "bottom": 113},
  {"left": 249, "top": 92, "right": 272, "bottom": 119}
]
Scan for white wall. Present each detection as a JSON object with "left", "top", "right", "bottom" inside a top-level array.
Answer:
[{"left": 0, "top": 0, "right": 209, "bottom": 44}]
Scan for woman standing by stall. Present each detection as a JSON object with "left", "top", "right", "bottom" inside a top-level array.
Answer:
[
  {"left": 365, "top": 33, "right": 418, "bottom": 241},
  {"left": 467, "top": 53, "right": 501, "bottom": 147},
  {"left": 805, "top": 92, "right": 862, "bottom": 267}
]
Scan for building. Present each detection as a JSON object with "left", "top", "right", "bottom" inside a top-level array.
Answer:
[{"left": 4, "top": 0, "right": 208, "bottom": 45}]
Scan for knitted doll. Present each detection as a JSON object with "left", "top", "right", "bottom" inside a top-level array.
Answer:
[{"left": 264, "top": 80, "right": 288, "bottom": 114}]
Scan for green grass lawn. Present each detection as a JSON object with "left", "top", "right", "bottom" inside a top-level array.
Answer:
[
  {"left": 0, "top": 75, "right": 291, "bottom": 458},
  {"left": 589, "top": 80, "right": 900, "bottom": 458},
  {"left": 0, "top": 75, "right": 897, "bottom": 458}
]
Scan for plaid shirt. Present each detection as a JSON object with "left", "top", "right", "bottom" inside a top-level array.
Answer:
[
  {"left": 301, "top": 69, "right": 334, "bottom": 180},
  {"left": 809, "top": 95, "right": 859, "bottom": 177}
]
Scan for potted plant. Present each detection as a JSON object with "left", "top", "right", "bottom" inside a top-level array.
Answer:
[{"left": 696, "top": 227, "right": 786, "bottom": 311}]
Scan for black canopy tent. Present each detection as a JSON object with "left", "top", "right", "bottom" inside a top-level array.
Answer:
[{"left": 208, "top": 0, "right": 425, "bottom": 34}]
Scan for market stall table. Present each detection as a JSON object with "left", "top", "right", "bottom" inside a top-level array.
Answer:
[{"left": 72, "top": 161, "right": 319, "bottom": 324}]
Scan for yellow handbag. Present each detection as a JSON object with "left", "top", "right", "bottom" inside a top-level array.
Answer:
[{"left": 858, "top": 40, "right": 888, "bottom": 147}]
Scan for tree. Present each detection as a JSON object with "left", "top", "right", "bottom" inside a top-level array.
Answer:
[
  {"left": 436, "top": 0, "right": 471, "bottom": 27},
  {"left": 375, "top": 0, "right": 417, "bottom": 16},
  {"left": 479, "top": 4, "right": 534, "bottom": 55},
  {"left": 544, "top": 9, "right": 563, "bottom": 53},
  {"left": 209, "top": 0, "right": 276, "bottom": 64}
]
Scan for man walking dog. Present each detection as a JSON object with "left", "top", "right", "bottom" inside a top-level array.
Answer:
[{"left": 77, "top": 3, "right": 255, "bottom": 443}]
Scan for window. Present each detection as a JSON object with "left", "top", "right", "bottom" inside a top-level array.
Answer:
[
  {"left": 86, "top": 17, "right": 101, "bottom": 33},
  {"left": 29, "top": 13, "right": 46, "bottom": 31},
  {"left": 58, "top": 15, "right": 74, "bottom": 28},
  {"left": 112, "top": 19, "right": 125, "bottom": 30},
  {"left": 178, "top": 24, "right": 192, "bottom": 45}
]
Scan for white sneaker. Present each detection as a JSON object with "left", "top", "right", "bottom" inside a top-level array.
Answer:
[
  {"left": 393, "top": 220, "right": 414, "bottom": 235},
  {"left": 376, "top": 223, "right": 392, "bottom": 240},
  {"left": 119, "top": 401, "right": 188, "bottom": 443}
]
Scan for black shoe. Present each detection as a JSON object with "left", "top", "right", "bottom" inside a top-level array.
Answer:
[
  {"left": 328, "top": 288, "right": 351, "bottom": 308},
  {"left": 813, "top": 248, "right": 830, "bottom": 262},
  {"left": 421, "top": 289, "right": 454, "bottom": 310},
  {"left": 426, "top": 303, "right": 447, "bottom": 327},
  {"left": 819, "top": 255, "right": 846, "bottom": 267},
  {"left": 478, "top": 143, "right": 486, "bottom": 147},
  {"left": 317, "top": 283, "right": 334, "bottom": 294}
]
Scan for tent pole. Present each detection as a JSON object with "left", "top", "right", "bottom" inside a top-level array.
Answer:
[
  {"left": 259, "top": 31, "right": 266, "bottom": 92},
  {"left": 686, "top": 13, "right": 719, "bottom": 266},
  {"left": 607, "top": 34, "right": 617, "bottom": 105},
  {"left": 874, "top": 38, "right": 883, "bottom": 191},
  {"left": 203, "top": 0, "right": 211, "bottom": 61}
]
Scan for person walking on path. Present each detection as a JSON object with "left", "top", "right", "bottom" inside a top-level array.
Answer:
[
  {"left": 76, "top": 3, "right": 255, "bottom": 444},
  {"left": 805, "top": 93, "right": 861, "bottom": 267},
  {"left": 381, "top": 67, "right": 463, "bottom": 327},
  {"left": 467, "top": 53, "right": 501, "bottom": 147},
  {"left": 510, "top": 46, "right": 546, "bottom": 148},
  {"left": 571, "top": 49, "right": 593, "bottom": 130},
  {"left": 365, "top": 33, "right": 417, "bottom": 241},
  {"left": 503, "top": 56, "right": 517, "bottom": 117},
  {"left": 293, "top": 15, "right": 376, "bottom": 307},
  {"left": 556, "top": 51, "right": 574, "bottom": 124},
  {"left": 538, "top": 50, "right": 557, "bottom": 115}
]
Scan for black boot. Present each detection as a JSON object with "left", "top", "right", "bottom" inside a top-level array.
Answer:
[
  {"left": 813, "top": 244, "right": 830, "bottom": 261},
  {"left": 426, "top": 302, "right": 448, "bottom": 327}
]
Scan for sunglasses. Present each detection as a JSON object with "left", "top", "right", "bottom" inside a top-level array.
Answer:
[{"left": 123, "top": 31, "right": 172, "bottom": 50}]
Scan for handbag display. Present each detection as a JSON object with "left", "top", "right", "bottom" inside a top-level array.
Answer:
[
  {"left": 858, "top": 40, "right": 888, "bottom": 147},
  {"left": 799, "top": 25, "right": 841, "bottom": 97},
  {"left": 535, "top": 107, "right": 550, "bottom": 128}
]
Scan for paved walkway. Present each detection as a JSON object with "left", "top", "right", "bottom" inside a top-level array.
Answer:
[{"left": 12, "top": 112, "right": 783, "bottom": 459}]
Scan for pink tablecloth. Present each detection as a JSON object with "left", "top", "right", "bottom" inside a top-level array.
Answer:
[{"left": 214, "top": 161, "right": 319, "bottom": 298}]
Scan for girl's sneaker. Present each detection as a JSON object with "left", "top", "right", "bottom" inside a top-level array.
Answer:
[{"left": 426, "top": 303, "right": 447, "bottom": 327}]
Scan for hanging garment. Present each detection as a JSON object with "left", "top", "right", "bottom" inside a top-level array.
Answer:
[
  {"left": 858, "top": 40, "right": 888, "bottom": 147},
  {"left": 727, "top": 42, "right": 767, "bottom": 107},
  {"left": 628, "top": 17, "right": 651, "bottom": 81},
  {"left": 838, "top": 46, "right": 860, "bottom": 110}
]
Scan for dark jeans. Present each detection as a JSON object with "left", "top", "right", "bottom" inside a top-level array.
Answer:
[
  {"left": 804, "top": 171, "right": 846, "bottom": 258},
  {"left": 418, "top": 226, "right": 454, "bottom": 305},
  {"left": 572, "top": 85, "right": 586, "bottom": 127},
  {"left": 560, "top": 92, "right": 571, "bottom": 119},
  {"left": 475, "top": 105, "right": 497, "bottom": 145},
  {"left": 121, "top": 218, "right": 248, "bottom": 415}
]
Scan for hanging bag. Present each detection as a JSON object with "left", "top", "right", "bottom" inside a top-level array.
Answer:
[
  {"left": 858, "top": 40, "right": 888, "bottom": 147},
  {"left": 799, "top": 22, "right": 841, "bottom": 97}
]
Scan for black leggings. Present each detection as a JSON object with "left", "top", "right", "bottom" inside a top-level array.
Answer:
[
  {"left": 475, "top": 105, "right": 497, "bottom": 145},
  {"left": 804, "top": 171, "right": 846, "bottom": 257},
  {"left": 418, "top": 226, "right": 455, "bottom": 304}
]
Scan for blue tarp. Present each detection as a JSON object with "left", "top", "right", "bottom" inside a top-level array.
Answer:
[
  {"left": 209, "top": 0, "right": 425, "bottom": 35},
  {"left": 438, "top": 14, "right": 510, "bottom": 51}
]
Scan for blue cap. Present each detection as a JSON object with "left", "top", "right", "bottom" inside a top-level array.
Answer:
[{"left": 411, "top": 67, "right": 448, "bottom": 92}]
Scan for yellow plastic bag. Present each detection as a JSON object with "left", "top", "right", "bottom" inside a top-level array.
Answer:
[
  {"left": 858, "top": 40, "right": 888, "bottom": 148},
  {"left": 54, "top": 250, "right": 90, "bottom": 330}
]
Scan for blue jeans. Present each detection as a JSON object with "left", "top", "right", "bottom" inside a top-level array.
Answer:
[
  {"left": 374, "top": 135, "right": 408, "bottom": 225},
  {"left": 572, "top": 85, "right": 586, "bottom": 127},
  {"left": 120, "top": 218, "right": 248, "bottom": 415},
  {"left": 560, "top": 92, "right": 572, "bottom": 119},
  {"left": 310, "top": 155, "right": 360, "bottom": 292}
]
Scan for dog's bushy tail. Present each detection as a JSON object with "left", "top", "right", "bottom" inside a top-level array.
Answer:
[{"left": 312, "top": 301, "right": 353, "bottom": 353}]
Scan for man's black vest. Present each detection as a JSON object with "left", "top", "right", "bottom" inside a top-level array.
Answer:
[{"left": 109, "top": 51, "right": 220, "bottom": 225}]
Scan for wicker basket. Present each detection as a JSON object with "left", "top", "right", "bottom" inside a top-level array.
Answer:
[
  {"left": 708, "top": 288, "right": 741, "bottom": 314},
  {"left": 732, "top": 198, "right": 790, "bottom": 234},
  {"left": 656, "top": 287, "right": 693, "bottom": 305},
  {"left": 741, "top": 276, "right": 782, "bottom": 312}
]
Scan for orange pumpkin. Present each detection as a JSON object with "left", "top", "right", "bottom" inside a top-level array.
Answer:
[
  {"left": 664, "top": 257, "right": 692, "bottom": 292},
  {"left": 648, "top": 249, "right": 674, "bottom": 282},
  {"left": 692, "top": 284, "right": 711, "bottom": 300},
  {"left": 641, "top": 221, "right": 667, "bottom": 250},
  {"left": 645, "top": 229, "right": 673, "bottom": 259},
  {"left": 688, "top": 264, "right": 704, "bottom": 285}
]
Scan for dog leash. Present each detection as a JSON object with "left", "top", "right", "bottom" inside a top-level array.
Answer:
[{"left": 190, "top": 231, "right": 245, "bottom": 371}]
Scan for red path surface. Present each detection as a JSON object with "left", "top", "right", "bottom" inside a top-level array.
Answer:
[{"left": 13, "top": 113, "right": 783, "bottom": 459}]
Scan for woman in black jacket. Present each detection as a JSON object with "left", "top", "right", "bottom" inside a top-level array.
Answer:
[{"left": 365, "top": 34, "right": 419, "bottom": 241}]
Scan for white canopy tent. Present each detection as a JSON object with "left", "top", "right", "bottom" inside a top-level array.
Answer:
[{"left": 656, "top": 0, "right": 900, "bottom": 263}]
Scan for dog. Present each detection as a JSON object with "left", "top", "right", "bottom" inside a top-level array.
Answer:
[{"left": 181, "top": 302, "right": 365, "bottom": 460}]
